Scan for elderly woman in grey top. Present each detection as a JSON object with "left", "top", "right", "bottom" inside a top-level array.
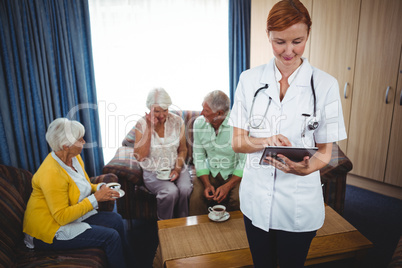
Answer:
[{"left": 134, "top": 88, "right": 193, "bottom": 220}]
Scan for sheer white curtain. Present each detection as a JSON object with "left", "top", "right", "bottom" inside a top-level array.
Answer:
[{"left": 89, "top": 0, "right": 229, "bottom": 162}]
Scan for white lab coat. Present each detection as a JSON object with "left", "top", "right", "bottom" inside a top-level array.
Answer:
[{"left": 229, "top": 58, "right": 347, "bottom": 232}]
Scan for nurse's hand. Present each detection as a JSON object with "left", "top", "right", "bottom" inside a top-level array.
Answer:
[
  {"left": 265, "top": 154, "right": 310, "bottom": 176},
  {"left": 264, "top": 134, "right": 292, "bottom": 147}
]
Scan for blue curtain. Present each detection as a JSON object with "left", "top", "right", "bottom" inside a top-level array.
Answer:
[
  {"left": 229, "top": 0, "right": 251, "bottom": 107},
  {"left": 0, "top": 0, "right": 104, "bottom": 177}
]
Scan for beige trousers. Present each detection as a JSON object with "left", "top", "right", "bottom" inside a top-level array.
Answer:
[{"left": 189, "top": 173, "right": 240, "bottom": 216}]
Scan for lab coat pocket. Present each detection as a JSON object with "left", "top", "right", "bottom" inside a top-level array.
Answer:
[
  {"left": 296, "top": 173, "right": 323, "bottom": 206},
  {"left": 295, "top": 173, "right": 325, "bottom": 230}
]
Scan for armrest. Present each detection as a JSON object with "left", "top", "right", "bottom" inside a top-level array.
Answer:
[
  {"left": 102, "top": 146, "right": 143, "bottom": 186},
  {"left": 319, "top": 142, "right": 353, "bottom": 215},
  {"left": 91, "top": 173, "right": 118, "bottom": 184},
  {"left": 90, "top": 173, "right": 118, "bottom": 212},
  {"left": 320, "top": 142, "right": 353, "bottom": 176}
]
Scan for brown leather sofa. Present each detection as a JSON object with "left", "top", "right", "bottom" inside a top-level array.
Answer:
[
  {"left": 0, "top": 164, "right": 118, "bottom": 268},
  {"left": 103, "top": 110, "right": 353, "bottom": 221}
]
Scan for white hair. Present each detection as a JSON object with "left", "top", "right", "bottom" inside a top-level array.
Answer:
[
  {"left": 146, "top": 88, "right": 172, "bottom": 110},
  {"left": 203, "top": 90, "right": 230, "bottom": 114},
  {"left": 45, "top": 118, "right": 85, "bottom": 151}
]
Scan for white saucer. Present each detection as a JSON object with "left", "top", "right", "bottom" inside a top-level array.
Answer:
[
  {"left": 156, "top": 175, "right": 171, "bottom": 181},
  {"left": 113, "top": 189, "right": 125, "bottom": 199},
  {"left": 208, "top": 211, "right": 230, "bottom": 222}
]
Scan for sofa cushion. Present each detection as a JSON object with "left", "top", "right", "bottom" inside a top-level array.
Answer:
[
  {"left": 170, "top": 110, "right": 201, "bottom": 164},
  {"left": 0, "top": 165, "right": 32, "bottom": 267},
  {"left": 122, "top": 126, "right": 136, "bottom": 147},
  {"left": 15, "top": 247, "right": 107, "bottom": 268}
]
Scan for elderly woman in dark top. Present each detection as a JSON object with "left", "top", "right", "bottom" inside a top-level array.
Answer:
[{"left": 23, "top": 118, "right": 130, "bottom": 268}]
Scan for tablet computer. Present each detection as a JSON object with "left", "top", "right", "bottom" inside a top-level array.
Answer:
[{"left": 259, "top": 146, "right": 318, "bottom": 165}]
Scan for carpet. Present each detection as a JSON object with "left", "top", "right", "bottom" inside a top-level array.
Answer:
[
  {"left": 309, "top": 185, "right": 402, "bottom": 268},
  {"left": 343, "top": 185, "right": 402, "bottom": 267}
]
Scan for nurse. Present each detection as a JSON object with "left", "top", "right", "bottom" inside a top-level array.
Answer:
[{"left": 229, "top": 0, "right": 347, "bottom": 267}]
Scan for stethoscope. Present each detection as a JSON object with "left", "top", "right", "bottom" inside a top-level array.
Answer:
[{"left": 249, "top": 75, "right": 319, "bottom": 130}]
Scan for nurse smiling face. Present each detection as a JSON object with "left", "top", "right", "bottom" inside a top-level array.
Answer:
[
  {"left": 266, "top": 0, "right": 311, "bottom": 74},
  {"left": 268, "top": 22, "right": 308, "bottom": 73}
]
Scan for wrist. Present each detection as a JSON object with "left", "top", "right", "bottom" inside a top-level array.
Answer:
[{"left": 199, "top": 176, "right": 211, "bottom": 188}]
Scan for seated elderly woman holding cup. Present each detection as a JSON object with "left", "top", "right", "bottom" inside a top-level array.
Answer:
[
  {"left": 23, "top": 118, "right": 130, "bottom": 268},
  {"left": 134, "top": 88, "right": 193, "bottom": 220}
]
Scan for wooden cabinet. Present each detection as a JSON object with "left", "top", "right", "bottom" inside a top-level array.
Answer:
[
  {"left": 310, "top": 0, "right": 402, "bottom": 185},
  {"left": 347, "top": 0, "right": 402, "bottom": 183},
  {"left": 309, "top": 0, "right": 361, "bottom": 153},
  {"left": 384, "top": 52, "right": 402, "bottom": 187}
]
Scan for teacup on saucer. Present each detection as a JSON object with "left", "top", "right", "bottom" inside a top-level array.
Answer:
[
  {"left": 156, "top": 168, "right": 171, "bottom": 180},
  {"left": 106, "top": 182, "right": 121, "bottom": 191},
  {"left": 208, "top": 205, "right": 226, "bottom": 219},
  {"left": 208, "top": 211, "right": 230, "bottom": 222}
]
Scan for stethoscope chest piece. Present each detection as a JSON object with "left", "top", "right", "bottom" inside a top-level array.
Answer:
[{"left": 308, "top": 118, "right": 319, "bottom": 130}]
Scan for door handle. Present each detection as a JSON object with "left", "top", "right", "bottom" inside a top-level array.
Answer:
[
  {"left": 385, "top": 86, "right": 391, "bottom": 104},
  {"left": 343, "top": 82, "right": 349, "bottom": 99},
  {"left": 399, "top": 88, "right": 402, "bottom": 106}
]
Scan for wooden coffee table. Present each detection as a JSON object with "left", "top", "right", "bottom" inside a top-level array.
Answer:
[{"left": 157, "top": 206, "right": 372, "bottom": 268}]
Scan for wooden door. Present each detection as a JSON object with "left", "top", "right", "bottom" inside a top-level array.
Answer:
[
  {"left": 347, "top": 0, "right": 402, "bottom": 181},
  {"left": 309, "top": 0, "right": 361, "bottom": 153},
  {"left": 250, "top": 0, "right": 312, "bottom": 68},
  {"left": 385, "top": 48, "right": 402, "bottom": 187}
]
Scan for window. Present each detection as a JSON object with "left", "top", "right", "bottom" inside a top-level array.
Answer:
[{"left": 89, "top": 0, "right": 229, "bottom": 162}]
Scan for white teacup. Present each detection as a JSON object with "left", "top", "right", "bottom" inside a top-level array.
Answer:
[
  {"left": 208, "top": 205, "right": 226, "bottom": 219},
  {"left": 106, "top": 182, "right": 121, "bottom": 191},
  {"left": 157, "top": 168, "right": 171, "bottom": 180}
]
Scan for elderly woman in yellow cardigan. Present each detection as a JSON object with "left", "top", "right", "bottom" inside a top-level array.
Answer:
[{"left": 23, "top": 118, "right": 129, "bottom": 268}]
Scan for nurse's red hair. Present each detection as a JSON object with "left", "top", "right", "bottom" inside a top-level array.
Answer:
[{"left": 267, "top": 0, "right": 312, "bottom": 34}]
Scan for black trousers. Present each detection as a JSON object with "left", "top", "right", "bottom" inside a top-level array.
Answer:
[{"left": 244, "top": 215, "right": 316, "bottom": 268}]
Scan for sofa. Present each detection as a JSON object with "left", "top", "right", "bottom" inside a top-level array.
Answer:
[
  {"left": 103, "top": 110, "right": 353, "bottom": 221},
  {"left": 0, "top": 164, "right": 118, "bottom": 268}
]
